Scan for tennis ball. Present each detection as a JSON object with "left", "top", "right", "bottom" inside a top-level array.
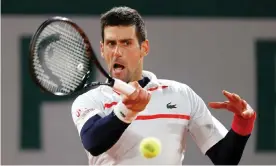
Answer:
[{"left": 139, "top": 137, "right": 161, "bottom": 159}]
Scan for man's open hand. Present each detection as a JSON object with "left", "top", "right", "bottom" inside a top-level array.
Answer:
[{"left": 208, "top": 90, "right": 255, "bottom": 119}]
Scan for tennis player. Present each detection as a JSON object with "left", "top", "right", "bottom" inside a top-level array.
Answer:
[{"left": 71, "top": 6, "right": 256, "bottom": 165}]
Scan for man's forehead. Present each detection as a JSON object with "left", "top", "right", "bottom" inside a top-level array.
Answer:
[{"left": 104, "top": 25, "right": 137, "bottom": 40}]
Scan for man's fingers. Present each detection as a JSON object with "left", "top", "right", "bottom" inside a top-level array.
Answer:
[
  {"left": 223, "top": 90, "right": 238, "bottom": 103},
  {"left": 121, "top": 81, "right": 152, "bottom": 112},
  {"left": 138, "top": 89, "right": 151, "bottom": 105},
  {"left": 208, "top": 102, "right": 228, "bottom": 109},
  {"left": 226, "top": 104, "right": 241, "bottom": 114},
  {"left": 127, "top": 82, "right": 141, "bottom": 100},
  {"left": 209, "top": 101, "right": 244, "bottom": 114},
  {"left": 146, "top": 91, "right": 151, "bottom": 104},
  {"left": 136, "top": 88, "right": 146, "bottom": 102},
  {"left": 123, "top": 83, "right": 150, "bottom": 106},
  {"left": 241, "top": 109, "right": 255, "bottom": 119},
  {"left": 232, "top": 93, "right": 242, "bottom": 103},
  {"left": 223, "top": 90, "right": 243, "bottom": 103},
  {"left": 240, "top": 101, "right": 254, "bottom": 119},
  {"left": 123, "top": 89, "right": 139, "bottom": 104},
  {"left": 211, "top": 91, "right": 255, "bottom": 118},
  {"left": 241, "top": 99, "right": 247, "bottom": 110},
  {"left": 222, "top": 90, "right": 233, "bottom": 102},
  {"left": 128, "top": 81, "right": 140, "bottom": 88},
  {"left": 144, "top": 91, "right": 151, "bottom": 105}
]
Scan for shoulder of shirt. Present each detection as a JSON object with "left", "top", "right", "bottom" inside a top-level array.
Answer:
[
  {"left": 71, "top": 85, "right": 111, "bottom": 106},
  {"left": 141, "top": 70, "right": 195, "bottom": 96},
  {"left": 157, "top": 78, "right": 192, "bottom": 93}
]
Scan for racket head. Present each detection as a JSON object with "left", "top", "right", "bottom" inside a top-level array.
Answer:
[{"left": 29, "top": 16, "right": 112, "bottom": 96}]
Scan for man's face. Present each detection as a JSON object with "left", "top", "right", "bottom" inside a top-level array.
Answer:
[{"left": 100, "top": 25, "right": 148, "bottom": 82}]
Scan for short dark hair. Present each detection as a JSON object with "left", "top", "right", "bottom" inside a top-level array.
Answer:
[{"left": 100, "top": 6, "right": 147, "bottom": 44}]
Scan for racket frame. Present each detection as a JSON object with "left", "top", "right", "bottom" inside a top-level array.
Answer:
[
  {"left": 29, "top": 16, "right": 113, "bottom": 96},
  {"left": 29, "top": 16, "right": 135, "bottom": 97}
]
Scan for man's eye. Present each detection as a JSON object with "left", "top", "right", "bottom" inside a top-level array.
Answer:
[
  {"left": 124, "top": 41, "right": 130, "bottom": 45},
  {"left": 107, "top": 42, "right": 115, "bottom": 46}
]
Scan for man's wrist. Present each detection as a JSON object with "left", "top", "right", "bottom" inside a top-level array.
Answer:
[
  {"left": 232, "top": 111, "right": 256, "bottom": 136},
  {"left": 113, "top": 101, "right": 138, "bottom": 124}
]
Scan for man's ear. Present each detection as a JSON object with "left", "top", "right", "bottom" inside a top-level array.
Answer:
[
  {"left": 141, "top": 39, "right": 149, "bottom": 57},
  {"left": 100, "top": 41, "right": 104, "bottom": 58}
]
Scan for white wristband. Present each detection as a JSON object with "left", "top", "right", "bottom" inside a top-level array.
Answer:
[{"left": 113, "top": 101, "right": 138, "bottom": 123}]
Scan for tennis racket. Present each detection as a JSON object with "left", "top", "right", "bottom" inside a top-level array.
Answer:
[{"left": 29, "top": 16, "right": 135, "bottom": 96}]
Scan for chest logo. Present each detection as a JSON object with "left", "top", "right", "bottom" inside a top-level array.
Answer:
[{"left": 167, "top": 102, "right": 177, "bottom": 109}]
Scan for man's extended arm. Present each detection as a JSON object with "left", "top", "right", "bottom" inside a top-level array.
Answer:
[{"left": 206, "top": 113, "right": 256, "bottom": 165}]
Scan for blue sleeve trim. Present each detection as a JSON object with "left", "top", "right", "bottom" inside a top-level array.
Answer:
[{"left": 80, "top": 111, "right": 130, "bottom": 156}]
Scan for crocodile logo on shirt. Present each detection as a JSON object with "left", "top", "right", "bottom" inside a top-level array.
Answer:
[{"left": 167, "top": 102, "right": 177, "bottom": 109}]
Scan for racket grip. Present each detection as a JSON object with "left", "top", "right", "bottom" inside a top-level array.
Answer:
[{"left": 113, "top": 78, "right": 136, "bottom": 96}]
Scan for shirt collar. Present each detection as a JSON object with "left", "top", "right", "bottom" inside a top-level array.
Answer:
[{"left": 140, "top": 70, "right": 160, "bottom": 88}]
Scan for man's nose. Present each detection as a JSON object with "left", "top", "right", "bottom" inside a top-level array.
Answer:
[{"left": 113, "top": 45, "right": 123, "bottom": 57}]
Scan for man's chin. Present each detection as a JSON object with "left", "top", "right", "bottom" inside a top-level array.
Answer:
[{"left": 111, "top": 74, "right": 128, "bottom": 83}]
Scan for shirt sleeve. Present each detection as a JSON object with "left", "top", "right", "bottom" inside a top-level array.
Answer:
[
  {"left": 71, "top": 91, "right": 132, "bottom": 156},
  {"left": 186, "top": 86, "right": 228, "bottom": 154},
  {"left": 71, "top": 93, "right": 106, "bottom": 134}
]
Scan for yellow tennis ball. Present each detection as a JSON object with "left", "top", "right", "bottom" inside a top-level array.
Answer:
[{"left": 139, "top": 137, "right": 161, "bottom": 159}]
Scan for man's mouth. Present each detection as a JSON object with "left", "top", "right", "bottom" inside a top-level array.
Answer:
[{"left": 113, "top": 63, "right": 125, "bottom": 74}]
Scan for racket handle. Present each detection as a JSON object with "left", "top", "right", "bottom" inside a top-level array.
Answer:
[{"left": 113, "top": 78, "right": 136, "bottom": 96}]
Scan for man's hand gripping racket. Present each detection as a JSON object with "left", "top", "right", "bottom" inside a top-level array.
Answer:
[{"left": 123, "top": 82, "right": 151, "bottom": 113}]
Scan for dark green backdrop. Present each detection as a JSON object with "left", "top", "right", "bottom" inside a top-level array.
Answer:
[{"left": 2, "top": 0, "right": 276, "bottom": 17}]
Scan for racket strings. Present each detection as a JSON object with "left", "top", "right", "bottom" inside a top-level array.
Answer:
[{"left": 32, "top": 21, "right": 91, "bottom": 94}]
